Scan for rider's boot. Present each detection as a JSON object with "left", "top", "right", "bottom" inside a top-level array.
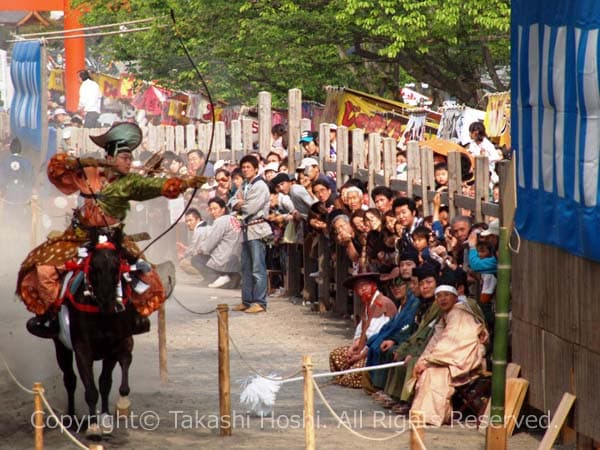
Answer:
[
  {"left": 132, "top": 313, "right": 150, "bottom": 335},
  {"left": 26, "top": 310, "right": 59, "bottom": 339}
]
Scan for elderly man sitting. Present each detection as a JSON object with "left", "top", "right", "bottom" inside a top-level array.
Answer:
[
  {"left": 329, "top": 273, "right": 397, "bottom": 388},
  {"left": 407, "top": 278, "right": 488, "bottom": 426}
]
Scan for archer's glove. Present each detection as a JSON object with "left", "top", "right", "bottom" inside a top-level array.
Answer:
[{"left": 183, "top": 176, "right": 208, "bottom": 189}]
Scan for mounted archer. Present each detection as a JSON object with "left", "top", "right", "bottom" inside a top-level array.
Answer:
[{"left": 17, "top": 122, "right": 206, "bottom": 338}]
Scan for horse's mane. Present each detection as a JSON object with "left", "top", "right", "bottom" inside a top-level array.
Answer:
[{"left": 87, "top": 228, "right": 124, "bottom": 313}]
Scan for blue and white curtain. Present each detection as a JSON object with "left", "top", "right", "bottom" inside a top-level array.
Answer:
[{"left": 513, "top": 1, "right": 600, "bottom": 261}]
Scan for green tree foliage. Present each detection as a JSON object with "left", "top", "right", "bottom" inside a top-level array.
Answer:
[
  {"left": 73, "top": 0, "right": 508, "bottom": 107},
  {"left": 339, "top": 0, "right": 510, "bottom": 105}
]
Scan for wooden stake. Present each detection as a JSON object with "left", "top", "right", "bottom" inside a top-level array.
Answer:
[
  {"left": 158, "top": 304, "right": 168, "bottom": 385},
  {"left": 409, "top": 409, "right": 426, "bottom": 450},
  {"left": 217, "top": 304, "right": 232, "bottom": 436},
  {"left": 303, "top": 355, "right": 315, "bottom": 450},
  {"left": 33, "top": 382, "right": 44, "bottom": 450},
  {"left": 487, "top": 423, "right": 507, "bottom": 450},
  {"left": 538, "top": 392, "right": 576, "bottom": 450}
]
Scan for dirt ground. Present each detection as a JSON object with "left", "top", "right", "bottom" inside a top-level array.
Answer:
[{"left": 0, "top": 229, "right": 549, "bottom": 450}]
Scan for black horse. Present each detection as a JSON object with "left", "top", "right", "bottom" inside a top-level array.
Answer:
[{"left": 52, "top": 229, "right": 139, "bottom": 438}]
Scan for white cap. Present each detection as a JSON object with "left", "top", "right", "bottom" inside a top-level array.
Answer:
[
  {"left": 264, "top": 162, "right": 280, "bottom": 173},
  {"left": 54, "top": 107, "right": 67, "bottom": 116},
  {"left": 435, "top": 285, "right": 458, "bottom": 296},
  {"left": 297, "top": 157, "right": 319, "bottom": 170},
  {"left": 214, "top": 159, "right": 229, "bottom": 171},
  {"left": 480, "top": 219, "right": 500, "bottom": 236},
  {"left": 330, "top": 124, "right": 338, "bottom": 131}
]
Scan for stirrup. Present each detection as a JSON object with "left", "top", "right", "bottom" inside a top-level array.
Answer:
[
  {"left": 132, "top": 315, "right": 150, "bottom": 335},
  {"left": 26, "top": 315, "right": 59, "bottom": 339}
]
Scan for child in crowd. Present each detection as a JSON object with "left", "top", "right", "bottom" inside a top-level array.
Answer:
[{"left": 434, "top": 162, "right": 449, "bottom": 191}]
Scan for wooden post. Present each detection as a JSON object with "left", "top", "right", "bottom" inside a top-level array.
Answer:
[
  {"left": 258, "top": 92, "right": 272, "bottom": 156},
  {"left": 317, "top": 234, "right": 331, "bottom": 312},
  {"left": 242, "top": 119, "right": 253, "bottom": 155},
  {"left": 352, "top": 128, "right": 364, "bottom": 172},
  {"left": 319, "top": 122, "right": 330, "bottom": 169},
  {"left": 419, "top": 146, "right": 435, "bottom": 217},
  {"left": 175, "top": 125, "right": 185, "bottom": 154},
  {"left": 368, "top": 133, "right": 381, "bottom": 205},
  {"left": 406, "top": 141, "right": 420, "bottom": 198},
  {"left": 287, "top": 88, "right": 302, "bottom": 172},
  {"left": 383, "top": 137, "right": 395, "bottom": 186},
  {"left": 215, "top": 121, "right": 226, "bottom": 160},
  {"left": 474, "top": 156, "right": 490, "bottom": 223},
  {"left": 166, "top": 125, "right": 175, "bottom": 153},
  {"left": 33, "top": 382, "right": 44, "bottom": 450},
  {"left": 185, "top": 123, "right": 197, "bottom": 151},
  {"left": 217, "top": 304, "right": 232, "bottom": 436},
  {"left": 231, "top": 119, "right": 242, "bottom": 161},
  {"left": 487, "top": 423, "right": 507, "bottom": 450},
  {"left": 158, "top": 304, "right": 168, "bottom": 385},
  {"left": 303, "top": 355, "right": 315, "bottom": 450},
  {"left": 337, "top": 125, "right": 348, "bottom": 187},
  {"left": 447, "top": 151, "right": 463, "bottom": 220},
  {"left": 409, "top": 409, "right": 425, "bottom": 450}
]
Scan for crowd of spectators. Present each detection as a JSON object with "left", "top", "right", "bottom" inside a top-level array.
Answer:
[{"left": 4, "top": 113, "right": 504, "bottom": 423}]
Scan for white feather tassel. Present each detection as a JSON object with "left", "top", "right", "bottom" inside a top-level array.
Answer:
[{"left": 239, "top": 374, "right": 283, "bottom": 416}]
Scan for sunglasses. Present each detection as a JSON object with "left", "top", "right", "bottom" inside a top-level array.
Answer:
[{"left": 216, "top": 177, "right": 229, "bottom": 182}]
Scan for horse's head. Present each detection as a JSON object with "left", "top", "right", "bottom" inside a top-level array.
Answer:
[{"left": 87, "top": 228, "right": 125, "bottom": 313}]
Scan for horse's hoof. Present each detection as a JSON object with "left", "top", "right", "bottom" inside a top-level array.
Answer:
[
  {"left": 116, "top": 396, "right": 131, "bottom": 417},
  {"left": 98, "top": 413, "right": 114, "bottom": 435},
  {"left": 86, "top": 423, "right": 102, "bottom": 440}
]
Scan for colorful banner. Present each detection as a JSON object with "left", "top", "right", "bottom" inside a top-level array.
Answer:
[
  {"left": 484, "top": 92, "right": 510, "bottom": 148},
  {"left": 331, "top": 88, "right": 440, "bottom": 140}
]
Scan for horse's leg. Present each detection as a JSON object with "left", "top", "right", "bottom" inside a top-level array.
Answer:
[
  {"left": 98, "top": 358, "right": 117, "bottom": 415},
  {"left": 73, "top": 348, "right": 99, "bottom": 422},
  {"left": 53, "top": 339, "right": 77, "bottom": 417},
  {"left": 115, "top": 337, "right": 134, "bottom": 417}
]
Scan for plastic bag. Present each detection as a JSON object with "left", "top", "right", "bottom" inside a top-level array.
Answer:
[{"left": 282, "top": 220, "right": 297, "bottom": 244}]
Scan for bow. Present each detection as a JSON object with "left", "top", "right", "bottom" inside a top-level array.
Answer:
[{"left": 138, "top": 9, "right": 216, "bottom": 255}]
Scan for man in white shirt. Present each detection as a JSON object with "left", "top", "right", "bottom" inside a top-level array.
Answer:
[{"left": 77, "top": 70, "right": 101, "bottom": 128}]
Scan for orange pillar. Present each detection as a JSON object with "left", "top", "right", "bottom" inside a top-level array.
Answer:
[{"left": 63, "top": 0, "right": 85, "bottom": 112}]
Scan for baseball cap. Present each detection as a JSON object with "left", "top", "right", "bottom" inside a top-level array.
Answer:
[
  {"left": 297, "top": 157, "right": 319, "bottom": 170},
  {"left": 54, "top": 108, "right": 67, "bottom": 116},
  {"left": 299, "top": 130, "right": 314, "bottom": 144},
  {"left": 271, "top": 172, "right": 292, "bottom": 186},
  {"left": 264, "top": 162, "right": 280, "bottom": 173},
  {"left": 480, "top": 219, "right": 500, "bottom": 236}
]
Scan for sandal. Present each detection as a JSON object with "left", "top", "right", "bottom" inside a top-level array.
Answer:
[
  {"left": 391, "top": 402, "right": 410, "bottom": 415},
  {"left": 382, "top": 398, "right": 399, "bottom": 409}
]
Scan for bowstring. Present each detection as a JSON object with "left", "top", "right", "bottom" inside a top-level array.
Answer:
[{"left": 137, "top": 9, "right": 216, "bottom": 257}]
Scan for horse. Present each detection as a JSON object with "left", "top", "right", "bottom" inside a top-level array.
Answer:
[{"left": 52, "top": 228, "right": 141, "bottom": 438}]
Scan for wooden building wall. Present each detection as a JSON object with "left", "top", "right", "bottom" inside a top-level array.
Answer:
[{"left": 512, "top": 239, "right": 600, "bottom": 441}]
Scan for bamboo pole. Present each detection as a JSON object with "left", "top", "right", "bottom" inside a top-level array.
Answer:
[
  {"left": 217, "top": 304, "right": 232, "bottom": 436},
  {"left": 486, "top": 226, "right": 510, "bottom": 450},
  {"left": 303, "top": 355, "right": 315, "bottom": 450},
  {"left": 409, "top": 409, "right": 425, "bottom": 450},
  {"left": 158, "top": 304, "right": 168, "bottom": 385},
  {"left": 33, "top": 382, "right": 44, "bottom": 450},
  {"left": 486, "top": 159, "right": 515, "bottom": 450}
]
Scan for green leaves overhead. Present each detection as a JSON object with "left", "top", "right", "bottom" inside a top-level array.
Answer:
[{"left": 72, "top": 0, "right": 509, "bottom": 107}]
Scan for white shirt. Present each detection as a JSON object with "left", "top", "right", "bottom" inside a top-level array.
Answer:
[{"left": 78, "top": 79, "right": 101, "bottom": 113}]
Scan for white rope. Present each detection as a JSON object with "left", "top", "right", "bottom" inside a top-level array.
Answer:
[
  {"left": 508, "top": 226, "right": 521, "bottom": 254},
  {"left": 311, "top": 379, "right": 407, "bottom": 442},
  {"left": 0, "top": 351, "right": 35, "bottom": 394},
  {"left": 280, "top": 360, "right": 407, "bottom": 385},
  {"left": 37, "top": 389, "right": 90, "bottom": 450},
  {"left": 9, "top": 26, "right": 157, "bottom": 42},
  {"left": 0, "top": 351, "right": 90, "bottom": 448}
]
